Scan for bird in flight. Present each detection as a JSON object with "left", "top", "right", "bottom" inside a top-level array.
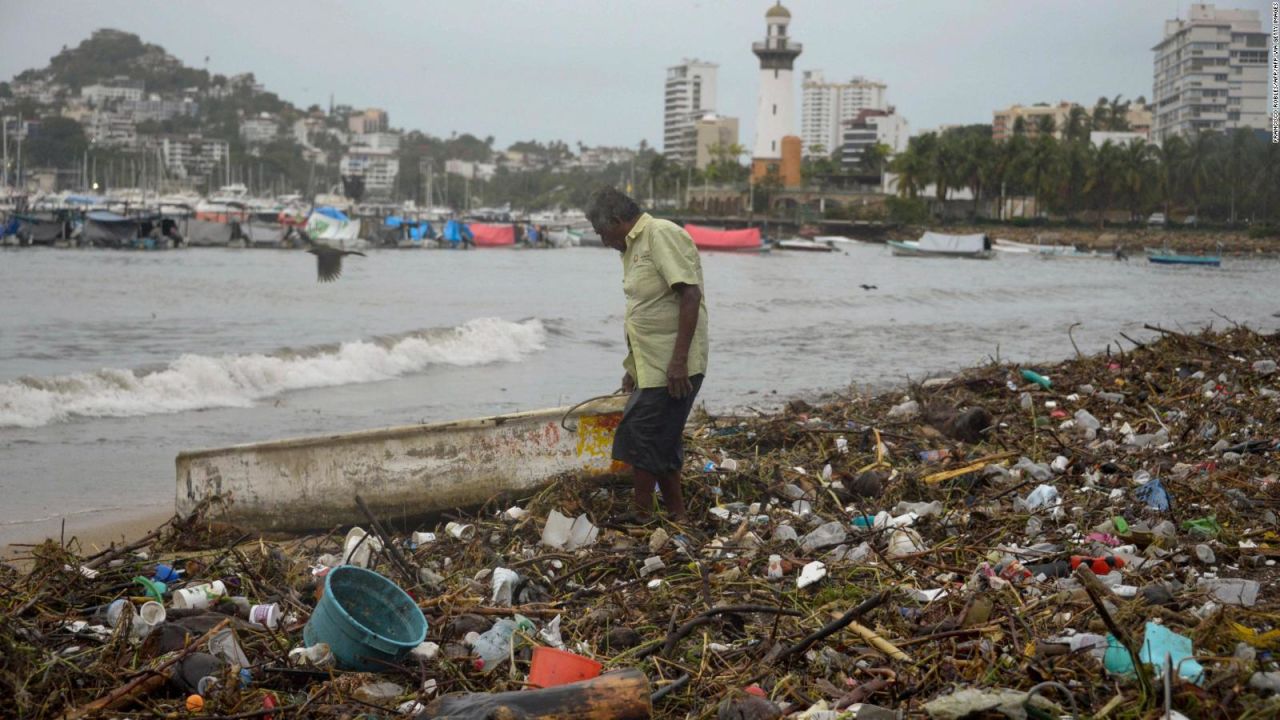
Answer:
[
  {"left": 296, "top": 229, "right": 365, "bottom": 282},
  {"left": 859, "top": 284, "right": 878, "bottom": 290}
]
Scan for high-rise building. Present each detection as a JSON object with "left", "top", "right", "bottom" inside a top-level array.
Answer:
[
  {"left": 663, "top": 60, "right": 719, "bottom": 164},
  {"left": 840, "top": 108, "right": 909, "bottom": 169},
  {"left": 800, "top": 71, "right": 888, "bottom": 157},
  {"left": 1151, "top": 3, "right": 1269, "bottom": 142},
  {"left": 692, "top": 115, "right": 740, "bottom": 170},
  {"left": 751, "top": 2, "right": 802, "bottom": 178}
]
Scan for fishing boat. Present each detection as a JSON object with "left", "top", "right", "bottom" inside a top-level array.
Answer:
[
  {"left": 176, "top": 397, "right": 628, "bottom": 532},
  {"left": 684, "top": 224, "right": 766, "bottom": 252},
  {"left": 1145, "top": 245, "right": 1221, "bottom": 267},
  {"left": 889, "top": 232, "right": 995, "bottom": 259},
  {"left": 776, "top": 238, "right": 836, "bottom": 252},
  {"left": 994, "top": 238, "right": 1076, "bottom": 255}
]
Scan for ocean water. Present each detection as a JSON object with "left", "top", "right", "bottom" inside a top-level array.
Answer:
[{"left": 1, "top": 243, "right": 1276, "bottom": 543}]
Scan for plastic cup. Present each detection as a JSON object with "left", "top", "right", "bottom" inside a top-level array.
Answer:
[
  {"left": 341, "top": 527, "right": 383, "bottom": 568},
  {"left": 171, "top": 580, "right": 227, "bottom": 610},
  {"left": 249, "top": 602, "right": 281, "bottom": 629},
  {"left": 527, "top": 646, "right": 603, "bottom": 688},
  {"left": 445, "top": 522, "right": 475, "bottom": 541},
  {"left": 138, "top": 601, "right": 166, "bottom": 626},
  {"left": 104, "top": 598, "right": 135, "bottom": 627}
]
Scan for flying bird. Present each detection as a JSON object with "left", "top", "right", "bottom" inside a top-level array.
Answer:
[
  {"left": 859, "top": 284, "right": 878, "bottom": 291},
  {"left": 297, "top": 229, "right": 365, "bottom": 282}
]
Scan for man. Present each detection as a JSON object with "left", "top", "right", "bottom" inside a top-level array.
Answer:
[{"left": 586, "top": 186, "right": 709, "bottom": 523}]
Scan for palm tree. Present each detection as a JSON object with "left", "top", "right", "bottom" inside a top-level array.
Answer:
[
  {"left": 1084, "top": 140, "right": 1124, "bottom": 228},
  {"left": 891, "top": 134, "right": 934, "bottom": 199},
  {"left": 1057, "top": 138, "right": 1091, "bottom": 221},
  {"left": 1118, "top": 139, "right": 1155, "bottom": 221},
  {"left": 1090, "top": 97, "right": 1111, "bottom": 131},
  {"left": 860, "top": 142, "right": 891, "bottom": 177},
  {"left": 1064, "top": 106, "right": 1091, "bottom": 144},
  {"left": 1222, "top": 128, "right": 1254, "bottom": 224},
  {"left": 1107, "top": 95, "right": 1131, "bottom": 131},
  {"left": 1024, "top": 134, "right": 1058, "bottom": 218},
  {"left": 1153, "top": 135, "right": 1186, "bottom": 221},
  {"left": 1182, "top": 131, "right": 1213, "bottom": 220},
  {"left": 961, "top": 133, "right": 994, "bottom": 218}
]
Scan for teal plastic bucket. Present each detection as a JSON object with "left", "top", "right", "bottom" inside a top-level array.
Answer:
[{"left": 303, "top": 565, "right": 427, "bottom": 671}]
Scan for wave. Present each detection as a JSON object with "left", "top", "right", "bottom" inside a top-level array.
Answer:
[{"left": 0, "top": 318, "right": 547, "bottom": 428}]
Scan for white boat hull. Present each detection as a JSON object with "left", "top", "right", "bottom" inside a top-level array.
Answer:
[{"left": 176, "top": 397, "right": 628, "bottom": 531}]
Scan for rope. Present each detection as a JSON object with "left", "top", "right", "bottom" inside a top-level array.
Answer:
[{"left": 560, "top": 390, "right": 625, "bottom": 431}]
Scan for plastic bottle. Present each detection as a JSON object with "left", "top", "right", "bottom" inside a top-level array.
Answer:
[
  {"left": 1020, "top": 369, "right": 1052, "bottom": 389},
  {"left": 467, "top": 615, "right": 535, "bottom": 673},
  {"left": 918, "top": 449, "right": 952, "bottom": 463}
]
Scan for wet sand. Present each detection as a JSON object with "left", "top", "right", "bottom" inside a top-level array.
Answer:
[{"left": 2, "top": 504, "right": 171, "bottom": 562}]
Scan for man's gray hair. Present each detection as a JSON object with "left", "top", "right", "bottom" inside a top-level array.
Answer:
[{"left": 585, "top": 186, "right": 641, "bottom": 228}]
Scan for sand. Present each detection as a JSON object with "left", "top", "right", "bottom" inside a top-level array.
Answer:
[{"left": 1, "top": 504, "right": 173, "bottom": 562}]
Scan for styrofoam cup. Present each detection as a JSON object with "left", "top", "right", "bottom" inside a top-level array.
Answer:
[
  {"left": 445, "top": 522, "right": 475, "bottom": 541},
  {"left": 138, "top": 601, "right": 166, "bottom": 626},
  {"left": 341, "top": 527, "right": 383, "bottom": 568}
]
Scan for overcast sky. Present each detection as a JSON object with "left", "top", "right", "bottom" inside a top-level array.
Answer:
[{"left": 3, "top": 1, "right": 1272, "bottom": 149}]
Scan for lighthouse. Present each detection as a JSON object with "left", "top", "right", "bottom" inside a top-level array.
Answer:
[{"left": 751, "top": 2, "right": 802, "bottom": 184}]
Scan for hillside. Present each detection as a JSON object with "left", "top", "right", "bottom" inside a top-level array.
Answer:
[{"left": 18, "top": 29, "right": 212, "bottom": 96}]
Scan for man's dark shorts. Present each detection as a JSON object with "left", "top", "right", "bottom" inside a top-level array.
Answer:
[{"left": 611, "top": 375, "right": 704, "bottom": 475}]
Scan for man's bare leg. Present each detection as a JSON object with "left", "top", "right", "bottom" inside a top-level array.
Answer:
[
  {"left": 632, "top": 467, "right": 659, "bottom": 520},
  {"left": 656, "top": 471, "right": 687, "bottom": 522}
]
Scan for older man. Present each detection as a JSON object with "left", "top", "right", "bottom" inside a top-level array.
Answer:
[{"left": 586, "top": 186, "right": 709, "bottom": 523}]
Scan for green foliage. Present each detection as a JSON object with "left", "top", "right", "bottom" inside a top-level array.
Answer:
[
  {"left": 25, "top": 117, "right": 87, "bottom": 168},
  {"left": 41, "top": 29, "right": 209, "bottom": 94},
  {"left": 885, "top": 196, "right": 928, "bottom": 224},
  {"left": 1247, "top": 224, "right": 1280, "bottom": 239}
]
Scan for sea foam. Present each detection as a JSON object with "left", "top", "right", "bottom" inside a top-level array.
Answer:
[{"left": 0, "top": 317, "right": 546, "bottom": 428}]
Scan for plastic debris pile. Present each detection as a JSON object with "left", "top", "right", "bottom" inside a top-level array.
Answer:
[{"left": 2, "top": 326, "right": 1279, "bottom": 718}]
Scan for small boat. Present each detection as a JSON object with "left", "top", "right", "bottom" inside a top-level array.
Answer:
[
  {"left": 776, "top": 238, "right": 835, "bottom": 252},
  {"left": 994, "top": 238, "right": 1078, "bottom": 255},
  {"left": 1145, "top": 246, "right": 1221, "bottom": 267},
  {"left": 813, "top": 235, "right": 861, "bottom": 247},
  {"left": 176, "top": 397, "right": 628, "bottom": 532},
  {"left": 684, "top": 224, "right": 765, "bottom": 252},
  {"left": 306, "top": 206, "right": 365, "bottom": 250},
  {"left": 889, "top": 232, "right": 994, "bottom": 259}
]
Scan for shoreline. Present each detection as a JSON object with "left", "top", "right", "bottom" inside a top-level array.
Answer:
[{"left": 1, "top": 504, "right": 171, "bottom": 562}]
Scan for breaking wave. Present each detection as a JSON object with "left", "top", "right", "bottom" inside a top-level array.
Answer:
[{"left": 0, "top": 317, "right": 547, "bottom": 428}]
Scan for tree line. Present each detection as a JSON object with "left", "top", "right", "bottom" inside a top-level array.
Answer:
[{"left": 890, "top": 105, "right": 1278, "bottom": 227}]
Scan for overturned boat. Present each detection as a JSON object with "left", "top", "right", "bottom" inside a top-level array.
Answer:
[
  {"left": 889, "top": 232, "right": 994, "bottom": 259},
  {"left": 176, "top": 397, "right": 628, "bottom": 532},
  {"left": 684, "top": 224, "right": 765, "bottom": 252}
]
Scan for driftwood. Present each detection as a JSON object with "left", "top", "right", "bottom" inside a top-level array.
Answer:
[{"left": 417, "top": 668, "right": 651, "bottom": 719}]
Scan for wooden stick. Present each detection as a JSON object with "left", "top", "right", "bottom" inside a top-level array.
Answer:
[
  {"left": 845, "top": 620, "right": 912, "bottom": 662},
  {"left": 355, "top": 493, "right": 418, "bottom": 586},
  {"left": 61, "top": 618, "right": 232, "bottom": 719},
  {"left": 1073, "top": 565, "right": 1153, "bottom": 704}
]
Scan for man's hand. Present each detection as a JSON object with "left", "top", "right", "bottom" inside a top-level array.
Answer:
[
  {"left": 621, "top": 372, "right": 636, "bottom": 394},
  {"left": 666, "top": 356, "right": 692, "bottom": 399}
]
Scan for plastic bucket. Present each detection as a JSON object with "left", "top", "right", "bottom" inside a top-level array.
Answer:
[
  {"left": 527, "top": 646, "right": 603, "bottom": 688},
  {"left": 303, "top": 565, "right": 427, "bottom": 671}
]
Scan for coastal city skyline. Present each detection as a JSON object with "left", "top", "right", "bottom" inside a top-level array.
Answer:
[{"left": 6, "top": 0, "right": 1264, "bottom": 150}]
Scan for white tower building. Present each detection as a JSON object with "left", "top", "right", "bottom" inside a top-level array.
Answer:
[{"left": 751, "top": 3, "right": 802, "bottom": 163}]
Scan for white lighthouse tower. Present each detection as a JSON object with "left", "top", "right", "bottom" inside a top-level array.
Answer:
[{"left": 751, "top": 2, "right": 802, "bottom": 174}]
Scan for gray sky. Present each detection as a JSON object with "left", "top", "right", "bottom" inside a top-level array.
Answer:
[{"left": 3, "top": 1, "right": 1272, "bottom": 149}]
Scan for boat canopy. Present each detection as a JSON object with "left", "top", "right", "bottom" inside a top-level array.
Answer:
[
  {"left": 683, "top": 224, "right": 762, "bottom": 250},
  {"left": 470, "top": 223, "right": 515, "bottom": 246},
  {"left": 314, "top": 206, "right": 349, "bottom": 222},
  {"left": 918, "top": 232, "right": 988, "bottom": 253}
]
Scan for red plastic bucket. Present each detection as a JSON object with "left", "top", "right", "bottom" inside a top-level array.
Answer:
[{"left": 527, "top": 646, "right": 603, "bottom": 688}]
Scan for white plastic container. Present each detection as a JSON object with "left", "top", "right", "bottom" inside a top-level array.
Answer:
[
  {"left": 171, "top": 580, "right": 227, "bottom": 610},
  {"left": 249, "top": 602, "right": 281, "bottom": 629}
]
